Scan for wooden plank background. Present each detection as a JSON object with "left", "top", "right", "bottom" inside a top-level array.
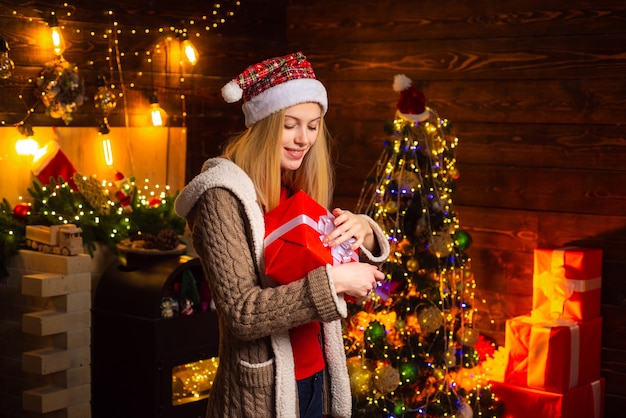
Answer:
[{"left": 0, "top": 0, "right": 625, "bottom": 416}]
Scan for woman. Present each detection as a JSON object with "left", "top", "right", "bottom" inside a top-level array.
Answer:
[{"left": 175, "top": 52, "right": 389, "bottom": 418}]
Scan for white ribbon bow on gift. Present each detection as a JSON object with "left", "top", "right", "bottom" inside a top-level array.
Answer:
[
  {"left": 264, "top": 213, "right": 358, "bottom": 266},
  {"left": 533, "top": 249, "right": 575, "bottom": 320}
]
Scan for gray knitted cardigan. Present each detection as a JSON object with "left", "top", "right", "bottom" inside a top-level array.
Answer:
[{"left": 175, "top": 158, "right": 389, "bottom": 418}]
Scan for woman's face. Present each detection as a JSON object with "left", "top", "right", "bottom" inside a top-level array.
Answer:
[{"left": 280, "top": 102, "right": 321, "bottom": 171}]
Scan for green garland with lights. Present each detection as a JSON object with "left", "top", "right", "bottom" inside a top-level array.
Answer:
[
  {"left": 0, "top": 175, "right": 186, "bottom": 277},
  {"left": 0, "top": 199, "right": 26, "bottom": 276}
]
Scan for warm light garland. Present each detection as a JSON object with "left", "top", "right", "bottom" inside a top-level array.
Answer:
[{"left": 0, "top": 1, "right": 241, "bottom": 127}]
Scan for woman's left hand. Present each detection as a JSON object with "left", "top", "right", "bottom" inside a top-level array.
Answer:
[{"left": 323, "top": 208, "right": 375, "bottom": 251}]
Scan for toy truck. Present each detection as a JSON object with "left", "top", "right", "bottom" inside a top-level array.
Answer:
[{"left": 25, "top": 224, "right": 84, "bottom": 256}]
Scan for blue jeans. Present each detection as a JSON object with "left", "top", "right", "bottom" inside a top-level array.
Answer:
[{"left": 297, "top": 370, "right": 324, "bottom": 418}]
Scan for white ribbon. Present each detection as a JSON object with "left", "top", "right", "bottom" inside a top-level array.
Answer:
[
  {"left": 591, "top": 379, "right": 602, "bottom": 418},
  {"left": 532, "top": 248, "right": 601, "bottom": 320},
  {"left": 264, "top": 214, "right": 358, "bottom": 266},
  {"left": 526, "top": 319, "right": 580, "bottom": 390},
  {"left": 533, "top": 249, "right": 574, "bottom": 319}
]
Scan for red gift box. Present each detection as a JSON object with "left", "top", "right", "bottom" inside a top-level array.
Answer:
[
  {"left": 532, "top": 247, "right": 602, "bottom": 322},
  {"left": 504, "top": 315, "right": 602, "bottom": 393},
  {"left": 264, "top": 190, "right": 358, "bottom": 285},
  {"left": 490, "top": 378, "right": 604, "bottom": 418}
]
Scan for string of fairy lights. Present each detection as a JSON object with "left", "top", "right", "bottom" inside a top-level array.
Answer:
[{"left": 0, "top": 0, "right": 241, "bottom": 129}]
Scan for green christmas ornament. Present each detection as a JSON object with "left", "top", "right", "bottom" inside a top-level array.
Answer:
[
  {"left": 364, "top": 320, "right": 386, "bottom": 342},
  {"left": 394, "top": 399, "right": 407, "bottom": 416},
  {"left": 454, "top": 229, "right": 473, "bottom": 252},
  {"left": 398, "top": 360, "right": 418, "bottom": 384}
]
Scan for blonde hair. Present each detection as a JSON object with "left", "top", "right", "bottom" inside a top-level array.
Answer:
[{"left": 222, "top": 107, "right": 334, "bottom": 211}]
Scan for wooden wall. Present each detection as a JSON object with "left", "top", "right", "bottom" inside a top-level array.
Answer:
[{"left": 285, "top": 0, "right": 626, "bottom": 416}]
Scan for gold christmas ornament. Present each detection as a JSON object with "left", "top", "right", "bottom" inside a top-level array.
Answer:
[
  {"left": 385, "top": 200, "right": 398, "bottom": 214},
  {"left": 374, "top": 364, "right": 400, "bottom": 395},
  {"left": 347, "top": 357, "right": 373, "bottom": 397},
  {"left": 456, "top": 326, "right": 480, "bottom": 347},
  {"left": 430, "top": 231, "right": 453, "bottom": 257},
  {"left": 418, "top": 306, "right": 444, "bottom": 333},
  {"left": 405, "top": 257, "right": 419, "bottom": 272}
]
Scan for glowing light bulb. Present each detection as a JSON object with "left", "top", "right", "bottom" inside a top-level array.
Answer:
[
  {"left": 16, "top": 125, "right": 39, "bottom": 156},
  {"left": 149, "top": 92, "right": 167, "bottom": 127},
  {"left": 99, "top": 121, "right": 114, "bottom": 166},
  {"left": 0, "top": 38, "right": 15, "bottom": 79},
  {"left": 49, "top": 14, "right": 66, "bottom": 56},
  {"left": 182, "top": 39, "right": 198, "bottom": 65}
]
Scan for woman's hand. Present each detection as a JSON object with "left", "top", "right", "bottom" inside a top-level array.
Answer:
[
  {"left": 323, "top": 208, "right": 375, "bottom": 251},
  {"left": 330, "top": 262, "right": 384, "bottom": 299}
]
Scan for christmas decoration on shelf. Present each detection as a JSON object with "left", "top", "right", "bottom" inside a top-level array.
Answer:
[
  {"left": 24, "top": 223, "right": 83, "bottom": 256},
  {"left": 2, "top": 171, "right": 187, "bottom": 265},
  {"left": 346, "top": 75, "right": 504, "bottom": 417},
  {"left": 35, "top": 58, "right": 85, "bottom": 124}
]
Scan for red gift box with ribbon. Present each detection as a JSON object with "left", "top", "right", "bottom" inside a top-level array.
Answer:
[
  {"left": 490, "top": 378, "right": 604, "bottom": 418},
  {"left": 532, "top": 247, "right": 602, "bottom": 322},
  {"left": 504, "top": 315, "right": 602, "bottom": 393},
  {"left": 264, "top": 190, "right": 358, "bottom": 285}
]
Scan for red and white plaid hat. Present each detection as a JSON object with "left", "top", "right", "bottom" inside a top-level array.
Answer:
[
  {"left": 221, "top": 51, "right": 328, "bottom": 127},
  {"left": 393, "top": 74, "right": 429, "bottom": 122}
]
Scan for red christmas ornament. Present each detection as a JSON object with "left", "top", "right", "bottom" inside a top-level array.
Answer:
[
  {"left": 13, "top": 202, "right": 31, "bottom": 221},
  {"left": 148, "top": 197, "right": 162, "bottom": 208}
]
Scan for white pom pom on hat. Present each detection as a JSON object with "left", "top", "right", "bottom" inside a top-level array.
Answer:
[
  {"left": 220, "top": 51, "right": 327, "bottom": 127},
  {"left": 393, "top": 74, "right": 413, "bottom": 93},
  {"left": 393, "top": 73, "right": 430, "bottom": 122},
  {"left": 221, "top": 80, "right": 243, "bottom": 103}
]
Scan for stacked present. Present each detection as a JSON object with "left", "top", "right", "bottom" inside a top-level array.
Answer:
[{"left": 491, "top": 247, "right": 605, "bottom": 418}]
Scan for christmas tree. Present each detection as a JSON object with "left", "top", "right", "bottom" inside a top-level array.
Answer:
[{"left": 345, "top": 75, "right": 504, "bottom": 417}]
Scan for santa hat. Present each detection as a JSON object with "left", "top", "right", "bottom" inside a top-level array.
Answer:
[
  {"left": 221, "top": 51, "right": 327, "bottom": 127},
  {"left": 393, "top": 74, "right": 429, "bottom": 122}
]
